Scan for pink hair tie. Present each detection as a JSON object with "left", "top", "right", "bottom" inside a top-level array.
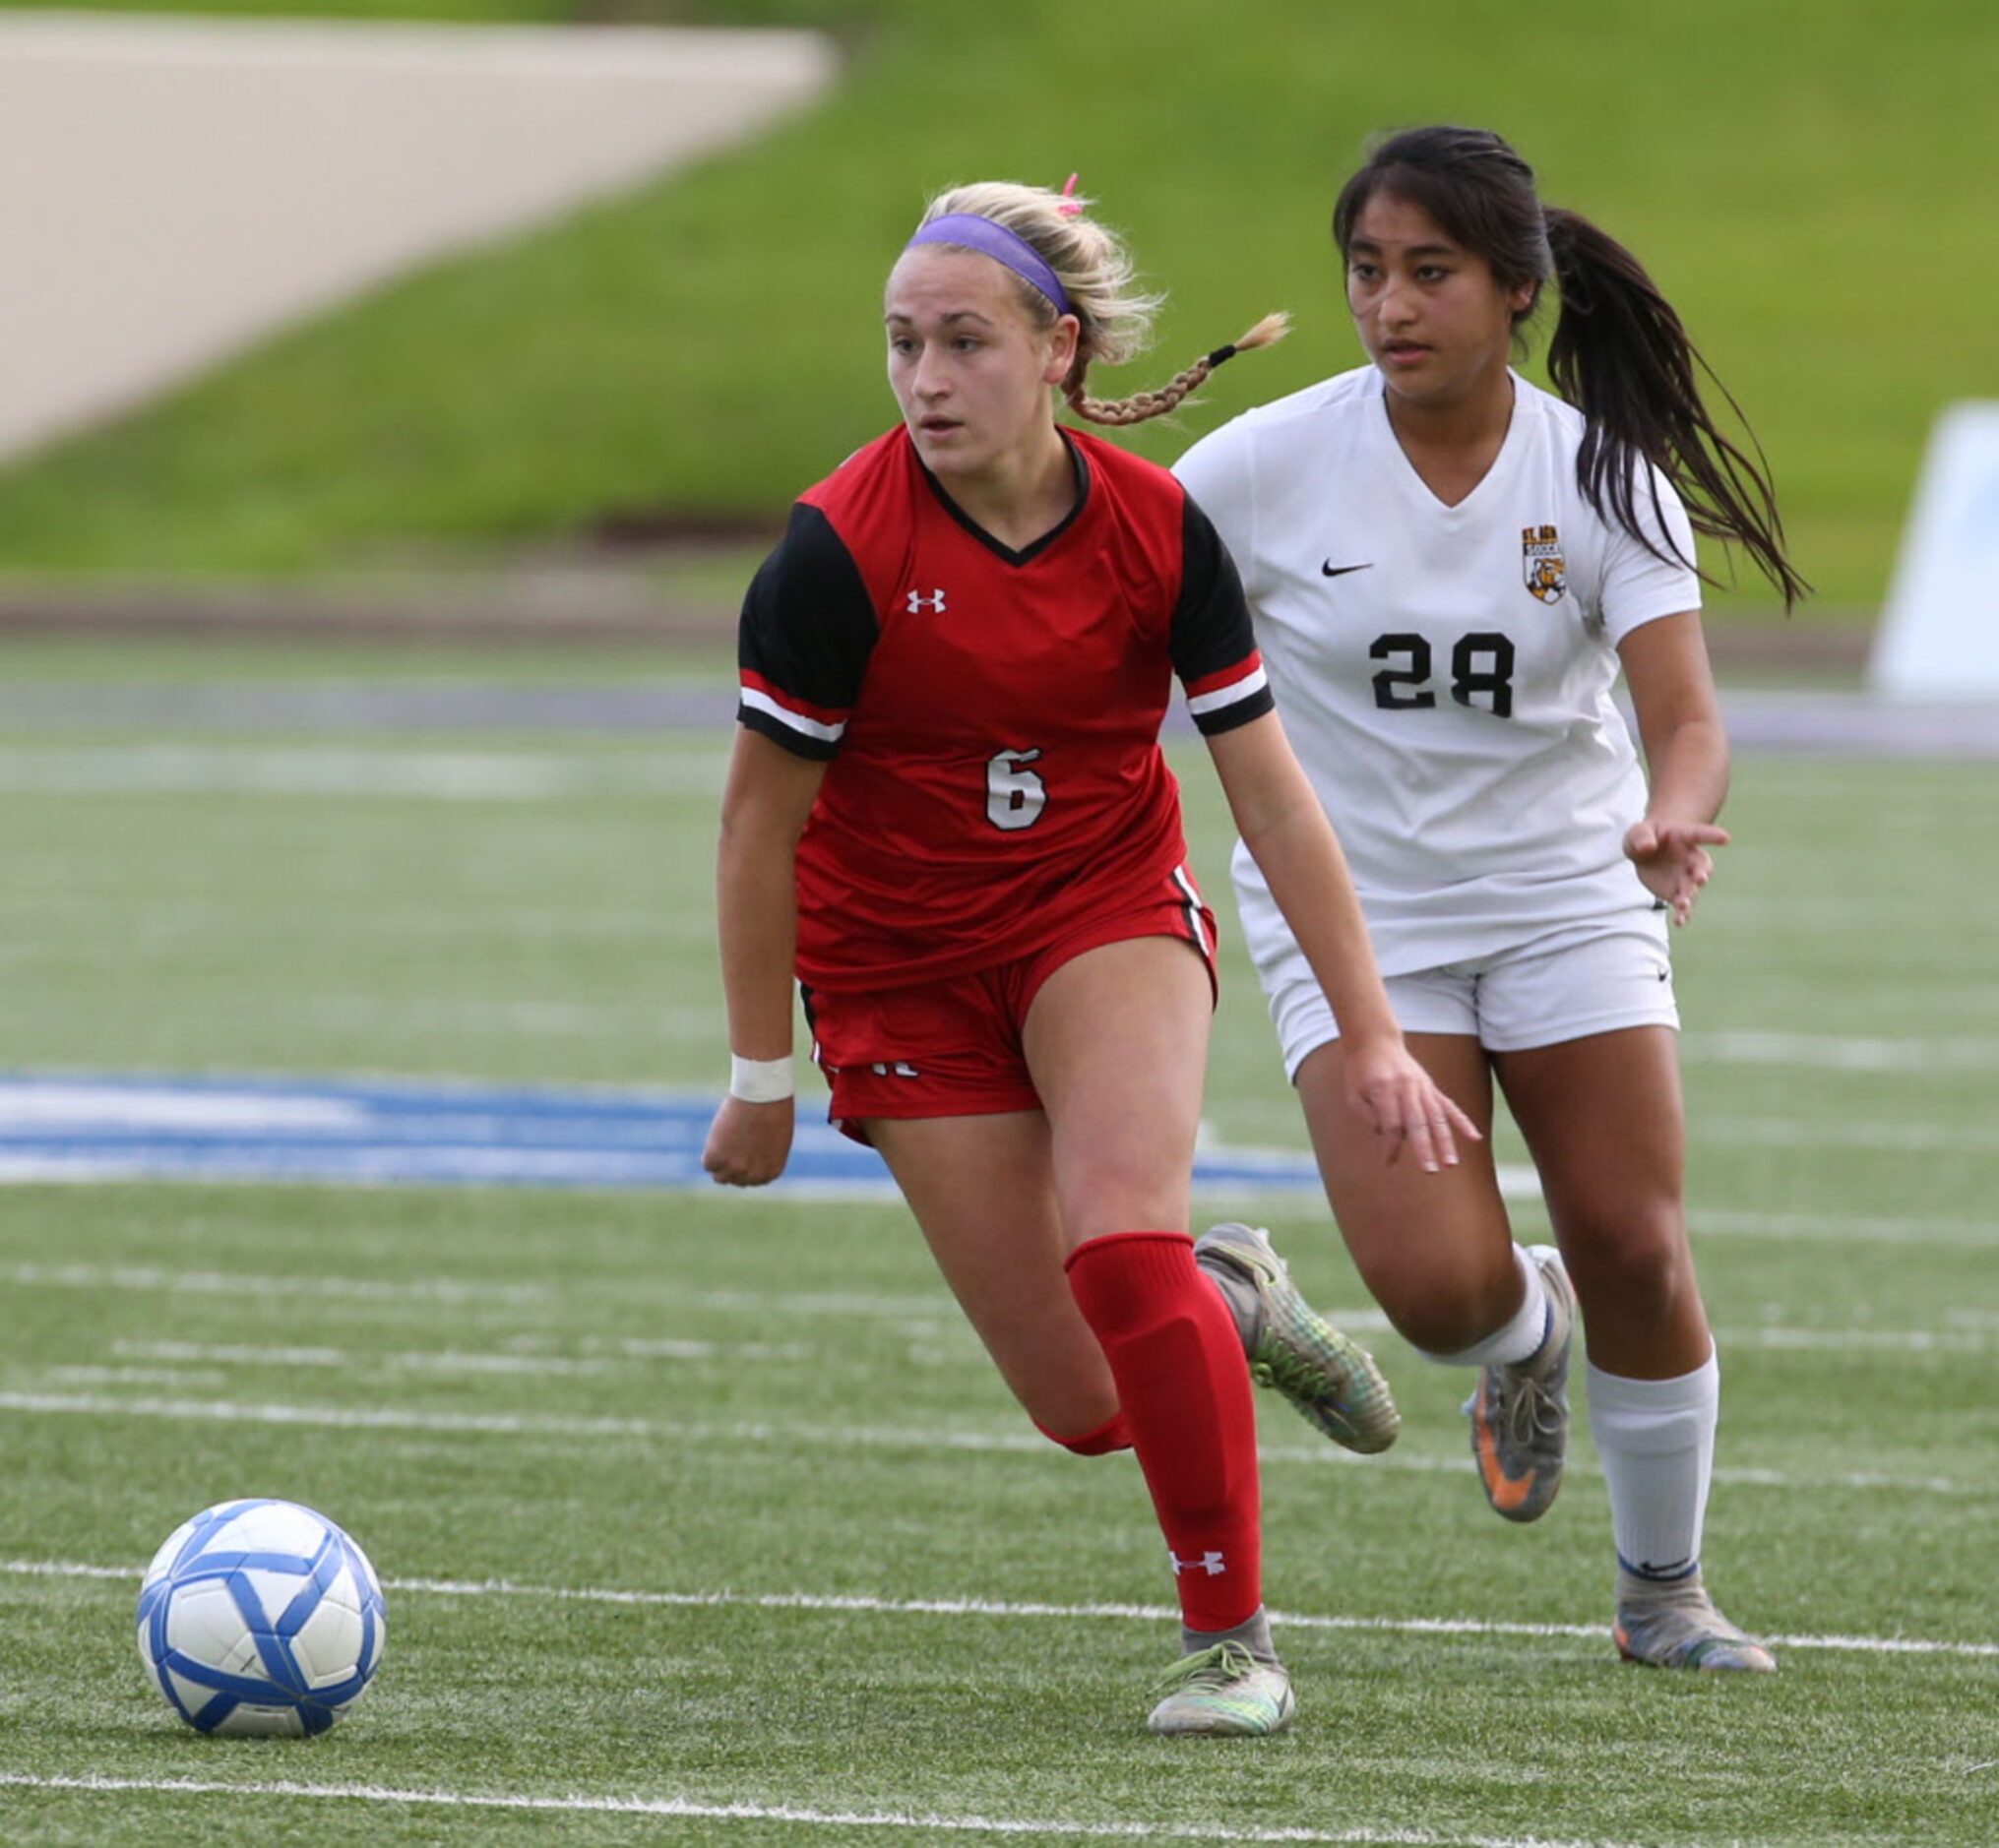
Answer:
[{"left": 1057, "top": 172, "right": 1083, "bottom": 216}]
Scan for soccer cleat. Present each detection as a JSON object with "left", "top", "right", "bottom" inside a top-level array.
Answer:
[
  {"left": 1463, "top": 1243, "right": 1575, "bottom": 1522},
  {"left": 1195, "top": 1222, "right": 1400, "bottom": 1453},
  {"left": 1614, "top": 1571, "right": 1778, "bottom": 1673},
  {"left": 1146, "top": 1640, "right": 1295, "bottom": 1737}
]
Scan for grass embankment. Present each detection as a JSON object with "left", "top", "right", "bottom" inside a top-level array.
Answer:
[{"left": 0, "top": 0, "right": 1992, "bottom": 614}]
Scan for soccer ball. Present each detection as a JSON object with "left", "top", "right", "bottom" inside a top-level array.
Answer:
[{"left": 136, "top": 1498, "right": 387, "bottom": 1738}]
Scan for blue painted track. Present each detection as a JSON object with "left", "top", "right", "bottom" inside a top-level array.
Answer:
[{"left": 0, "top": 1073, "right": 1322, "bottom": 1195}]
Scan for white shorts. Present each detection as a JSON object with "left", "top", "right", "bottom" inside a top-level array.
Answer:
[{"left": 1267, "top": 914, "right": 1679, "bottom": 1081}]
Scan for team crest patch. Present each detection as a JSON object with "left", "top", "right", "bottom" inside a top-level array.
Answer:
[{"left": 1522, "top": 524, "right": 1566, "bottom": 603}]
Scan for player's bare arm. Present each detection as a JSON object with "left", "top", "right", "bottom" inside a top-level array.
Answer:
[
  {"left": 1205, "top": 711, "right": 1479, "bottom": 1173},
  {"left": 1619, "top": 611, "right": 1731, "bottom": 927},
  {"left": 705, "top": 728, "right": 826, "bottom": 1187}
]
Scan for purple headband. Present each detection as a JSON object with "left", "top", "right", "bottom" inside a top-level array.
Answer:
[{"left": 906, "top": 213, "right": 1073, "bottom": 317}]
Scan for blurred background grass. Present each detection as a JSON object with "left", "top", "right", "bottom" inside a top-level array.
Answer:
[{"left": 0, "top": 0, "right": 1992, "bottom": 618}]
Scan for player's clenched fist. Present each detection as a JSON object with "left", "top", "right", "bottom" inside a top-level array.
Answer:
[{"left": 703, "top": 1095, "right": 793, "bottom": 1187}]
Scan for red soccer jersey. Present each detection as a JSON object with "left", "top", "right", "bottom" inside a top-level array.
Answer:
[{"left": 737, "top": 424, "right": 1272, "bottom": 990}]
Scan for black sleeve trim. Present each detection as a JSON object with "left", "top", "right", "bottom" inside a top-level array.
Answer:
[{"left": 1169, "top": 491, "right": 1259, "bottom": 684}]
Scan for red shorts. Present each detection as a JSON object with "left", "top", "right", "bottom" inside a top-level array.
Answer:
[{"left": 802, "top": 870, "right": 1218, "bottom": 1143}]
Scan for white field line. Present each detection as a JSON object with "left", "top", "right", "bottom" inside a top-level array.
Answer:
[
  {"left": 0, "top": 894, "right": 664, "bottom": 937},
  {"left": 81, "top": 1319, "right": 1999, "bottom": 1384},
  {"left": 1685, "top": 1029, "right": 1999, "bottom": 1073},
  {"left": 0, "top": 1147, "right": 714, "bottom": 1189},
  {"left": 0, "top": 1159, "right": 1355, "bottom": 1204},
  {"left": 45, "top": 1367, "right": 227, "bottom": 1389},
  {"left": 1700, "top": 1118, "right": 1999, "bottom": 1153},
  {"left": 1717, "top": 1326, "right": 1991, "bottom": 1353},
  {"left": 4, "top": 1263, "right": 949, "bottom": 1317},
  {"left": 0, "top": 1081, "right": 363, "bottom": 1130},
  {"left": 5, "top": 1260, "right": 549, "bottom": 1305},
  {"left": 1696, "top": 900, "right": 1974, "bottom": 935},
  {"left": 107, "top": 1337, "right": 808, "bottom": 1371},
  {"left": 10, "top": 1193, "right": 1993, "bottom": 1330},
  {"left": 0, "top": 1770, "right": 1698, "bottom": 1848},
  {"left": 0, "top": 1393, "right": 1986, "bottom": 1499},
  {"left": 0, "top": 746, "right": 718, "bottom": 801},
  {"left": 0, "top": 903, "right": 713, "bottom": 954},
  {"left": 11, "top": 1263, "right": 951, "bottom": 1322},
  {"left": 293, "top": 998, "right": 721, "bottom": 1037},
  {"left": 1693, "top": 1209, "right": 1998, "bottom": 1247},
  {"left": 17, "top": 1260, "right": 1998, "bottom": 1359},
  {"left": 8, "top": 1559, "right": 1995, "bottom": 1662}
]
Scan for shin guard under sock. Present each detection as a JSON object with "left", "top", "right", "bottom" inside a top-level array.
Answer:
[
  {"left": 1065, "top": 1230, "right": 1262, "bottom": 1631},
  {"left": 1588, "top": 1349, "right": 1720, "bottom": 1582}
]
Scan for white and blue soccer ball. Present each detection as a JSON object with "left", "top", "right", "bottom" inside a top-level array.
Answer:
[{"left": 136, "top": 1498, "right": 387, "bottom": 1738}]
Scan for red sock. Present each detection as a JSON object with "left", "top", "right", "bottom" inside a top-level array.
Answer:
[
  {"left": 1064, "top": 1230, "right": 1261, "bottom": 1631},
  {"left": 1034, "top": 1409, "right": 1134, "bottom": 1456}
]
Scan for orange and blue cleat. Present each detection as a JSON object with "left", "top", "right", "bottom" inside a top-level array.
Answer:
[{"left": 1463, "top": 1244, "right": 1576, "bottom": 1523}]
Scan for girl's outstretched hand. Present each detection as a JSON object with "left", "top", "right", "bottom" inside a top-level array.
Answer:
[{"left": 1625, "top": 817, "right": 1729, "bottom": 926}]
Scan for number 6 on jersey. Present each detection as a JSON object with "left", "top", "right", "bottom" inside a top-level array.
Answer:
[{"left": 986, "top": 747, "right": 1047, "bottom": 832}]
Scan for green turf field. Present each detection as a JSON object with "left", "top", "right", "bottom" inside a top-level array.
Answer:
[
  {"left": 0, "top": 0, "right": 1993, "bottom": 610},
  {"left": 0, "top": 639, "right": 1994, "bottom": 1844}
]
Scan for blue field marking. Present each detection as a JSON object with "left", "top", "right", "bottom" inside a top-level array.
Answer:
[{"left": 0, "top": 1073, "right": 1323, "bottom": 1195}]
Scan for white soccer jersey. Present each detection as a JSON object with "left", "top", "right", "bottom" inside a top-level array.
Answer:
[{"left": 1174, "top": 365, "right": 1700, "bottom": 977}]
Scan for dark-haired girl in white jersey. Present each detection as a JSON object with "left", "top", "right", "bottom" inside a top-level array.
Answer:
[{"left": 1177, "top": 125, "right": 1808, "bottom": 1672}]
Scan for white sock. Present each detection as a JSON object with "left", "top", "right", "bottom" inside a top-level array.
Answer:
[
  {"left": 1587, "top": 1349, "right": 1719, "bottom": 1583},
  {"left": 1418, "top": 1243, "right": 1548, "bottom": 1368}
]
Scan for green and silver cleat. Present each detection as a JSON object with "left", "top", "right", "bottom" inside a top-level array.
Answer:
[
  {"left": 1196, "top": 1221, "right": 1401, "bottom": 1453},
  {"left": 1146, "top": 1640, "right": 1295, "bottom": 1737}
]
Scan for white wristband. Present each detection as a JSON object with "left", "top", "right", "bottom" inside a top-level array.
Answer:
[{"left": 728, "top": 1054, "right": 794, "bottom": 1104}]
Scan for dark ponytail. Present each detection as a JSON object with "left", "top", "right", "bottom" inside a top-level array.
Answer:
[
  {"left": 1335, "top": 127, "right": 1808, "bottom": 608},
  {"left": 1542, "top": 208, "right": 1807, "bottom": 608}
]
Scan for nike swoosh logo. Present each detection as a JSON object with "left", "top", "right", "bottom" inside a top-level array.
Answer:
[{"left": 1321, "top": 561, "right": 1374, "bottom": 578}]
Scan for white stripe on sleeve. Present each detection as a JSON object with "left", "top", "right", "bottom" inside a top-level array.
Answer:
[
  {"left": 1185, "top": 665, "right": 1269, "bottom": 717},
  {"left": 740, "top": 686, "right": 845, "bottom": 744}
]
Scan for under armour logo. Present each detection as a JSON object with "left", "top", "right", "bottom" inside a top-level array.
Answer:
[
  {"left": 1168, "top": 1550, "right": 1226, "bottom": 1577},
  {"left": 906, "top": 588, "right": 948, "bottom": 614}
]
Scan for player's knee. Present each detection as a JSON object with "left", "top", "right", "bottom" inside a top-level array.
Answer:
[
  {"left": 1563, "top": 1208, "right": 1690, "bottom": 1313},
  {"left": 1373, "top": 1268, "right": 1511, "bottom": 1357},
  {"left": 1000, "top": 1348, "right": 1122, "bottom": 1445},
  {"left": 1056, "top": 1180, "right": 1191, "bottom": 1250}
]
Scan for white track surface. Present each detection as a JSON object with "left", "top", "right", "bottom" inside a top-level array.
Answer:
[{"left": 0, "top": 14, "right": 835, "bottom": 461}]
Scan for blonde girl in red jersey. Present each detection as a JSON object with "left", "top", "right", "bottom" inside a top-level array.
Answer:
[{"left": 704, "top": 177, "right": 1477, "bottom": 1735}]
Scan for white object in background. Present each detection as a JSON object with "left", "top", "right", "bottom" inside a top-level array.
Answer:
[
  {"left": 0, "top": 18, "right": 835, "bottom": 462},
  {"left": 1870, "top": 401, "right": 1999, "bottom": 699}
]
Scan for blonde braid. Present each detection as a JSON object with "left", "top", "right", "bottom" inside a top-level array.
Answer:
[
  {"left": 1064, "top": 313, "right": 1290, "bottom": 427},
  {"left": 907, "top": 182, "right": 1287, "bottom": 429}
]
